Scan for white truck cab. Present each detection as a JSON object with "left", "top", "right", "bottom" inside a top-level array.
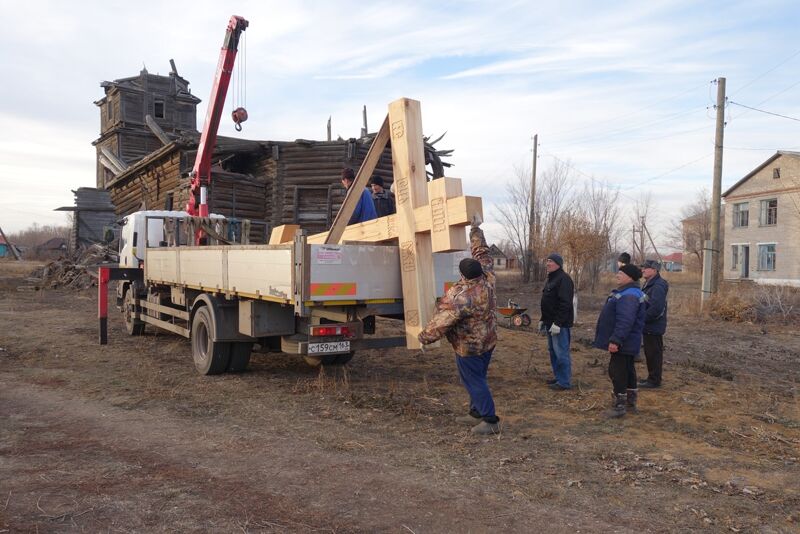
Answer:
[{"left": 119, "top": 210, "right": 225, "bottom": 267}]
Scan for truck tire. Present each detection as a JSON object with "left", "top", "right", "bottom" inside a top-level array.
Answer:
[
  {"left": 191, "top": 306, "right": 230, "bottom": 375},
  {"left": 227, "top": 342, "right": 253, "bottom": 373},
  {"left": 304, "top": 351, "right": 355, "bottom": 367},
  {"left": 124, "top": 286, "right": 145, "bottom": 336}
]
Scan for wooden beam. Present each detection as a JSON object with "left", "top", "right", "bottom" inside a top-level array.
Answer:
[
  {"left": 99, "top": 146, "right": 128, "bottom": 173},
  {"left": 427, "top": 177, "right": 467, "bottom": 252},
  {"left": 98, "top": 155, "right": 122, "bottom": 177},
  {"left": 325, "top": 115, "right": 390, "bottom": 244},
  {"left": 269, "top": 224, "right": 300, "bottom": 245},
  {"left": 306, "top": 193, "right": 482, "bottom": 249},
  {"left": 389, "top": 98, "right": 434, "bottom": 349},
  {"left": 146, "top": 114, "right": 172, "bottom": 146}
]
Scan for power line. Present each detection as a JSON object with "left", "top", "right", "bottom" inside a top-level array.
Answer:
[
  {"left": 729, "top": 101, "right": 800, "bottom": 123},
  {"left": 548, "top": 105, "right": 707, "bottom": 149},
  {"left": 729, "top": 78, "right": 800, "bottom": 122},
  {"left": 559, "top": 123, "right": 710, "bottom": 155},
  {"left": 730, "top": 48, "right": 800, "bottom": 97},
  {"left": 623, "top": 153, "right": 714, "bottom": 190},
  {"left": 546, "top": 81, "right": 709, "bottom": 139}
]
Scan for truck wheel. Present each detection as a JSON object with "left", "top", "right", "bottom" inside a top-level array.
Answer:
[
  {"left": 304, "top": 351, "right": 355, "bottom": 367},
  {"left": 191, "top": 306, "right": 230, "bottom": 375},
  {"left": 227, "top": 342, "right": 253, "bottom": 373},
  {"left": 124, "top": 286, "right": 145, "bottom": 336}
]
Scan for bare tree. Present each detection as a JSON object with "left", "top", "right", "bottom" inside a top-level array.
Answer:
[
  {"left": 495, "top": 160, "right": 576, "bottom": 282},
  {"left": 667, "top": 188, "right": 711, "bottom": 272}
]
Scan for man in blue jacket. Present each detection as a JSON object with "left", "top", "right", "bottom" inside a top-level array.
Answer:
[
  {"left": 593, "top": 263, "right": 646, "bottom": 418},
  {"left": 340, "top": 168, "right": 378, "bottom": 225},
  {"left": 639, "top": 259, "right": 669, "bottom": 388}
]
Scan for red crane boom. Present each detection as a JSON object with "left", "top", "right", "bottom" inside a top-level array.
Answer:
[{"left": 186, "top": 15, "right": 249, "bottom": 219}]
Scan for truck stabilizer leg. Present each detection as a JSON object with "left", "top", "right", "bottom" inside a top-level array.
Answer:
[{"left": 98, "top": 267, "right": 110, "bottom": 345}]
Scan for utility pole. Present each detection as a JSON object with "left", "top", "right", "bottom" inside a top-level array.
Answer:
[
  {"left": 327, "top": 116, "right": 331, "bottom": 142},
  {"left": 639, "top": 216, "right": 646, "bottom": 263},
  {"left": 526, "top": 134, "right": 538, "bottom": 283},
  {"left": 703, "top": 77, "right": 726, "bottom": 307}
]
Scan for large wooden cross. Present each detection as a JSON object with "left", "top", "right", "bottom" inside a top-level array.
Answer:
[{"left": 271, "top": 98, "right": 482, "bottom": 349}]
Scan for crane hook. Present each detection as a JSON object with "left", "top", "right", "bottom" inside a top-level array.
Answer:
[{"left": 232, "top": 107, "right": 248, "bottom": 132}]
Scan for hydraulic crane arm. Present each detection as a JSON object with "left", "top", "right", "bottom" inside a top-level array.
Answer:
[{"left": 186, "top": 15, "right": 249, "bottom": 218}]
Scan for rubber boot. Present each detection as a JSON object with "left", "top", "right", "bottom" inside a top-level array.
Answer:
[
  {"left": 626, "top": 388, "right": 639, "bottom": 414},
  {"left": 605, "top": 393, "right": 627, "bottom": 418}
]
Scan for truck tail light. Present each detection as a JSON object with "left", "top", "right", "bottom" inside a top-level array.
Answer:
[{"left": 310, "top": 325, "right": 352, "bottom": 337}]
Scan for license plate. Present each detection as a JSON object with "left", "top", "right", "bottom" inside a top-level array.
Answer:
[{"left": 307, "top": 341, "right": 350, "bottom": 354}]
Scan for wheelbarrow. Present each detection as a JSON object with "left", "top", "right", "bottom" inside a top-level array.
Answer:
[{"left": 496, "top": 299, "right": 532, "bottom": 328}]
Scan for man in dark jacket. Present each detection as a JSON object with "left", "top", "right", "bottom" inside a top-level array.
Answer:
[
  {"left": 639, "top": 259, "right": 669, "bottom": 388},
  {"left": 593, "top": 264, "right": 646, "bottom": 418},
  {"left": 370, "top": 176, "right": 396, "bottom": 217},
  {"left": 539, "top": 253, "right": 574, "bottom": 390},
  {"left": 419, "top": 215, "right": 499, "bottom": 435}
]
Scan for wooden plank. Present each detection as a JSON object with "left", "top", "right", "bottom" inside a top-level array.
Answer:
[
  {"left": 427, "top": 177, "right": 467, "bottom": 252},
  {"left": 145, "top": 114, "right": 172, "bottom": 145},
  {"left": 269, "top": 224, "right": 300, "bottom": 244},
  {"left": 389, "top": 98, "right": 434, "bottom": 349},
  {"left": 307, "top": 195, "right": 482, "bottom": 249},
  {"left": 325, "top": 115, "right": 390, "bottom": 244}
]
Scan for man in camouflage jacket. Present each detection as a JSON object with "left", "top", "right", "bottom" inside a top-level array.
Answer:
[{"left": 418, "top": 216, "right": 499, "bottom": 435}]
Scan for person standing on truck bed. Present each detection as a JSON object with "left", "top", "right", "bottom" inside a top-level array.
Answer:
[
  {"left": 369, "top": 175, "right": 396, "bottom": 217},
  {"left": 418, "top": 215, "right": 500, "bottom": 435},
  {"left": 341, "top": 168, "right": 378, "bottom": 225}
]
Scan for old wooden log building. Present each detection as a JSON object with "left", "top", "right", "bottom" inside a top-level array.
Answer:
[{"left": 93, "top": 64, "right": 450, "bottom": 241}]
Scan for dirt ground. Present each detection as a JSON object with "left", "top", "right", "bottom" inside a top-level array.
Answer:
[{"left": 0, "top": 260, "right": 798, "bottom": 533}]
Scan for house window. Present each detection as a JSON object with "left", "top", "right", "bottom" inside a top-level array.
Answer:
[
  {"left": 106, "top": 101, "right": 113, "bottom": 122},
  {"left": 757, "top": 244, "right": 776, "bottom": 271},
  {"left": 773, "top": 167, "right": 781, "bottom": 179},
  {"left": 154, "top": 99, "right": 165, "bottom": 119},
  {"left": 760, "top": 198, "right": 777, "bottom": 226},
  {"left": 733, "top": 202, "right": 749, "bottom": 228},
  {"left": 731, "top": 245, "right": 739, "bottom": 270}
]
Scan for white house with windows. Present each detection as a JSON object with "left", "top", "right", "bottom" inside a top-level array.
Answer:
[{"left": 722, "top": 151, "right": 800, "bottom": 286}]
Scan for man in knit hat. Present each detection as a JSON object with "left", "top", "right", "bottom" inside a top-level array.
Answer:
[
  {"left": 593, "top": 263, "right": 647, "bottom": 418},
  {"left": 418, "top": 215, "right": 500, "bottom": 435},
  {"left": 369, "top": 176, "right": 396, "bottom": 217},
  {"left": 539, "top": 252, "right": 575, "bottom": 390},
  {"left": 639, "top": 259, "right": 669, "bottom": 388}
]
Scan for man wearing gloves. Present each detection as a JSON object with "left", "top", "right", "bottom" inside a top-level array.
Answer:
[
  {"left": 639, "top": 259, "right": 669, "bottom": 388},
  {"left": 539, "top": 253, "right": 575, "bottom": 391},
  {"left": 418, "top": 215, "right": 499, "bottom": 435},
  {"left": 593, "top": 264, "right": 647, "bottom": 418}
]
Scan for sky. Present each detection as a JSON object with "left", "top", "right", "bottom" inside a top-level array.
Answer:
[{"left": 1, "top": 0, "right": 799, "bottom": 250}]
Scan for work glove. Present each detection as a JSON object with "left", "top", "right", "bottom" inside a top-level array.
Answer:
[
  {"left": 471, "top": 213, "right": 483, "bottom": 227},
  {"left": 537, "top": 321, "right": 547, "bottom": 336},
  {"left": 549, "top": 324, "right": 561, "bottom": 336}
]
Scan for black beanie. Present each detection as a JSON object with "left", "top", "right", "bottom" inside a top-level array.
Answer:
[
  {"left": 619, "top": 263, "right": 642, "bottom": 281},
  {"left": 618, "top": 252, "right": 631, "bottom": 265},
  {"left": 370, "top": 175, "right": 384, "bottom": 187},
  {"left": 546, "top": 253, "right": 564, "bottom": 268},
  {"left": 459, "top": 258, "right": 484, "bottom": 280}
]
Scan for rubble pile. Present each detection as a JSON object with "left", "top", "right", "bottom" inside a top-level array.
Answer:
[{"left": 25, "top": 243, "right": 118, "bottom": 290}]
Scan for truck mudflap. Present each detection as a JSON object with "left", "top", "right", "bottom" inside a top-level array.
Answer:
[{"left": 98, "top": 266, "right": 144, "bottom": 344}]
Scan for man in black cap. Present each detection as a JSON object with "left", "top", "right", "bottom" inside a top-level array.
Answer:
[
  {"left": 639, "top": 259, "right": 669, "bottom": 388},
  {"left": 419, "top": 215, "right": 500, "bottom": 435},
  {"left": 593, "top": 263, "right": 647, "bottom": 418},
  {"left": 370, "top": 176, "right": 396, "bottom": 217},
  {"left": 539, "top": 252, "right": 575, "bottom": 390}
]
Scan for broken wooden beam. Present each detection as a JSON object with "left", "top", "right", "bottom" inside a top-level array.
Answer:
[{"left": 146, "top": 114, "right": 172, "bottom": 146}]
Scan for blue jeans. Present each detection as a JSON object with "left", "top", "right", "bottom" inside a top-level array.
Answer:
[
  {"left": 547, "top": 327, "right": 572, "bottom": 388},
  {"left": 455, "top": 349, "right": 498, "bottom": 423}
]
